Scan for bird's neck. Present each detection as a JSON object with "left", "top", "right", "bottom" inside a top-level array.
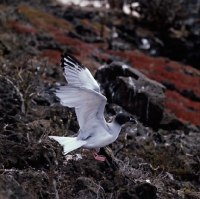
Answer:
[{"left": 108, "top": 120, "right": 122, "bottom": 136}]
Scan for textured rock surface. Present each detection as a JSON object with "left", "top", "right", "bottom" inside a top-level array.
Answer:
[
  {"left": 0, "top": 1, "right": 198, "bottom": 125},
  {"left": 95, "top": 61, "right": 166, "bottom": 129},
  {"left": 0, "top": 0, "right": 199, "bottom": 198},
  {"left": 105, "top": 50, "right": 200, "bottom": 125},
  {"left": 0, "top": 175, "right": 34, "bottom": 199}
]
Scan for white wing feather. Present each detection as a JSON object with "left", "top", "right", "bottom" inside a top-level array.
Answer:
[
  {"left": 61, "top": 54, "right": 100, "bottom": 92},
  {"left": 55, "top": 86, "right": 107, "bottom": 139}
]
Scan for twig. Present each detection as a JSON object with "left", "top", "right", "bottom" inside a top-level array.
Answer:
[
  {"left": 0, "top": 168, "right": 20, "bottom": 174},
  {"left": 0, "top": 75, "right": 25, "bottom": 114},
  {"left": 52, "top": 179, "right": 59, "bottom": 199}
]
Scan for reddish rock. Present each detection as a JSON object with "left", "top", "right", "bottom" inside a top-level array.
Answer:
[
  {"left": 39, "top": 49, "right": 61, "bottom": 64},
  {"left": 165, "top": 90, "right": 200, "bottom": 125},
  {"left": 7, "top": 21, "right": 37, "bottom": 34}
]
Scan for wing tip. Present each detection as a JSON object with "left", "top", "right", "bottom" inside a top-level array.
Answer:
[{"left": 60, "top": 53, "right": 86, "bottom": 71}]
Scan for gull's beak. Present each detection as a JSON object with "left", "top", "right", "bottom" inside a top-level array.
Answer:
[{"left": 130, "top": 118, "right": 137, "bottom": 124}]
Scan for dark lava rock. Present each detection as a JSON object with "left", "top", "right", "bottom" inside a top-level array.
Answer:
[
  {"left": 135, "top": 183, "right": 157, "bottom": 199},
  {"left": 159, "top": 111, "right": 186, "bottom": 131},
  {"left": 0, "top": 175, "right": 34, "bottom": 199},
  {"left": 115, "top": 180, "right": 157, "bottom": 199},
  {"left": 95, "top": 61, "right": 166, "bottom": 129},
  {"left": 63, "top": 7, "right": 97, "bottom": 21},
  {"left": 0, "top": 1, "right": 199, "bottom": 198}
]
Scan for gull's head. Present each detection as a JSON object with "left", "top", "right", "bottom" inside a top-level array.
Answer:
[{"left": 114, "top": 113, "right": 137, "bottom": 126}]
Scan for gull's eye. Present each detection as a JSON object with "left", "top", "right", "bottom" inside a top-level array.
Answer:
[{"left": 125, "top": 116, "right": 129, "bottom": 119}]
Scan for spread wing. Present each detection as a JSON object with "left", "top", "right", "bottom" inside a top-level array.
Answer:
[
  {"left": 55, "top": 54, "right": 107, "bottom": 139},
  {"left": 61, "top": 53, "right": 100, "bottom": 92},
  {"left": 55, "top": 86, "right": 107, "bottom": 139}
]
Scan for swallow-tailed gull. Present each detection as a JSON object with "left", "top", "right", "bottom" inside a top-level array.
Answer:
[{"left": 49, "top": 54, "right": 136, "bottom": 161}]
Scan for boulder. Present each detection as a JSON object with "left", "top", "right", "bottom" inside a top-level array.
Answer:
[{"left": 95, "top": 62, "right": 166, "bottom": 129}]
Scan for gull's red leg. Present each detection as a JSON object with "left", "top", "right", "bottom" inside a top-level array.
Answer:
[{"left": 91, "top": 149, "right": 106, "bottom": 161}]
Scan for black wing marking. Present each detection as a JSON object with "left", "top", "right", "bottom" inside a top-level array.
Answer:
[
  {"left": 60, "top": 53, "right": 100, "bottom": 92},
  {"left": 61, "top": 53, "right": 86, "bottom": 71}
]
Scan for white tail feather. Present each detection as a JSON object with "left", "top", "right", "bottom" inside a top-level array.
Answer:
[{"left": 49, "top": 136, "right": 85, "bottom": 154}]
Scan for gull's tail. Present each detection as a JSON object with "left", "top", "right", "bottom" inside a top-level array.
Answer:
[{"left": 49, "top": 136, "right": 86, "bottom": 154}]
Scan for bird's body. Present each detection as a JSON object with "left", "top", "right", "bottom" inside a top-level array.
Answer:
[
  {"left": 49, "top": 54, "right": 136, "bottom": 161},
  {"left": 81, "top": 122, "right": 121, "bottom": 149}
]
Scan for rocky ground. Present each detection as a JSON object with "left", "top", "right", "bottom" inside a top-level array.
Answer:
[{"left": 0, "top": 0, "right": 199, "bottom": 198}]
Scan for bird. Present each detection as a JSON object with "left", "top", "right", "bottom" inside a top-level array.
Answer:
[{"left": 49, "top": 53, "right": 137, "bottom": 161}]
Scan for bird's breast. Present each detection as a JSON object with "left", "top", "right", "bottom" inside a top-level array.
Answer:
[{"left": 82, "top": 129, "right": 118, "bottom": 149}]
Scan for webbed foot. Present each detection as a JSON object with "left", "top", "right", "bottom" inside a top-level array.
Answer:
[{"left": 91, "top": 149, "right": 106, "bottom": 161}]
